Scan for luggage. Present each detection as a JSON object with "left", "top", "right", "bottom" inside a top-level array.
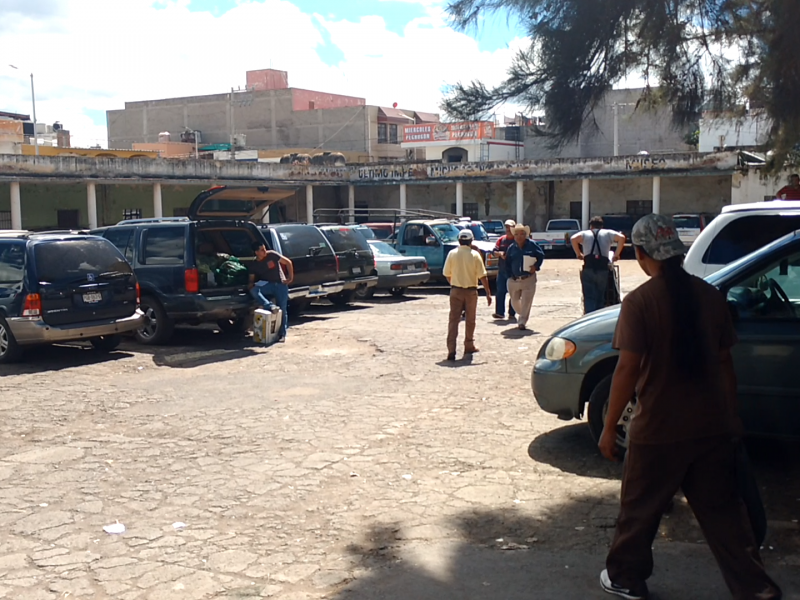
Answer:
[{"left": 253, "top": 308, "right": 282, "bottom": 346}]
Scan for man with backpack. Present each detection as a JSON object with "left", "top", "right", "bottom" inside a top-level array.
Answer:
[{"left": 571, "top": 216, "right": 626, "bottom": 314}]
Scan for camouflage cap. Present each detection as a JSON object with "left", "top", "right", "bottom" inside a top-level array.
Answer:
[{"left": 631, "top": 214, "right": 686, "bottom": 261}]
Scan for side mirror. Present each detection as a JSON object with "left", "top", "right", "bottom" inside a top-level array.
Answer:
[{"left": 425, "top": 235, "right": 438, "bottom": 247}]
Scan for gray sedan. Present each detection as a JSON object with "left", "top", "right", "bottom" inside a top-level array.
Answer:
[
  {"left": 532, "top": 230, "right": 800, "bottom": 451},
  {"left": 356, "top": 241, "right": 430, "bottom": 298}
]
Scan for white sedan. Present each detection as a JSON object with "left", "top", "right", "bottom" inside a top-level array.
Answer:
[{"left": 355, "top": 241, "right": 430, "bottom": 298}]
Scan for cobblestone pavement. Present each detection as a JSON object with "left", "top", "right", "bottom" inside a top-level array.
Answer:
[{"left": 0, "top": 259, "right": 798, "bottom": 599}]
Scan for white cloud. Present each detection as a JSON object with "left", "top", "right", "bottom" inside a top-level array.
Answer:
[{"left": 0, "top": 0, "right": 526, "bottom": 148}]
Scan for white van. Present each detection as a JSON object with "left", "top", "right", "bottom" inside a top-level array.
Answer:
[{"left": 683, "top": 200, "right": 800, "bottom": 277}]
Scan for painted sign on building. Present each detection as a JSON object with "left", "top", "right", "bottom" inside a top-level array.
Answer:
[{"left": 403, "top": 121, "right": 495, "bottom": 143}]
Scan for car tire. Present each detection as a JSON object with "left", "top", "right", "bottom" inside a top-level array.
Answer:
[
  {"left": 588, "top": 374, "right": 634, "bottom": 456},
  {"left": 90, "top": 335, "right": 122, "bottom": 352},
  {"left": 0, "top": 316, "right": 22, "bottom": 364},
  {"left": 355, "top": 286, "right": 375, "bottom": 300},
  {"left": 135, "top": 296, "right": 174, "bottom": 345},
  {"left": 217, "top": 316, "right": 251, "bottom": 335},
  {"left": 289, "top": 298, "right": 311, "bottom": 315},
  {"left": 389, "top": 287, "right": 406, "bottom": 297},
  {"left": 329, "top": 290, "right": 356, "bottom": 306}
]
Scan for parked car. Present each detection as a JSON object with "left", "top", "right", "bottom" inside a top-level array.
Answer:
[
  {"left": 482, "top": 220, "right": 507, "bottom": 238},
  {"left": 532, "top": 229, "right": 800, "bottom": 452},
  {"left": 684, "top": 200, "right": 800, "bottom": 278},
  {"left": 362, "top": 223, "right": 398, "bottom": 240},
  {"left": 317, "top": 225, "right": 379, "bottom": 305},
  {"left": 453, "top": 219, "right": 493, "bottom": 242},
  {"left": 531, "top": 219, "right": 581, "bottom": 254},
  {"left": 95, "top": 185, "right": 290, "bottom": 344},
  {"left": 672, "top": 213, "right": 714, "bottom": 248},
  {"left": 260, "top": 224, "right": 344, "bottom": 309},
  {"left": 358, "top": 240, "right": 430, "bottom": 298},
  {"left": 0, "top": 231, "right": 144, "bottom": 363}
]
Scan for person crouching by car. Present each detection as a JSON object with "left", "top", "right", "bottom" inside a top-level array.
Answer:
[
  {"left": 248, "top": 241, "right": 294, "bottom": 341},
  {"left": 571, "top": 216, "right": 625, "bottom": 314},
  {"left": 505, "top": 224, "right": 545, "bottom": 331}
]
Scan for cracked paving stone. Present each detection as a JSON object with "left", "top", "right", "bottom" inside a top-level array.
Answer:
[
  {"left": 0, "top": 553, "right": 29, "bottom": 570},
  {"left": 272, "top": 563, "right": 319, "bottom": 584},
  {"left": 206, "top": 549, "right": 258, "bottom": 574},
  {"left": 137, "top": 564, "right": 195, "bottom": 588},
  {"left": 301, "top": 453, "right": 345, "bottom": 470},
  {"left": 34, "top": 551, "right": 100, "bottom": 567},
  {"left": 3, "top": 447, "right": 84, "bottom": 464},
  {"left": 11, "top": 511, "right": 74, "bottom": 535}
]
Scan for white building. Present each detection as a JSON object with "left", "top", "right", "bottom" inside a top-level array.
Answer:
[
  {"left": 401, "top": 121, "right": 523, "bottom": 163},
  {"left": 699, "top": 112, "right": 770, "bottom": 152}
]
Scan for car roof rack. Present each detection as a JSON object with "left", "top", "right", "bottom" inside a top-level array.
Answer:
[
  {"left": 114, "top": 217, "right": 191, "bottom": 226},
  {"left": 312, "top": 207, "right": 457, "bottom": 225}
]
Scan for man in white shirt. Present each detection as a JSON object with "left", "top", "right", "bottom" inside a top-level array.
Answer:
[{"left": 571, "top": 216, "right": 626, "bottom": 314}]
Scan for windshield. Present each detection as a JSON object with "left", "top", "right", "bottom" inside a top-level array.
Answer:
[
  {"left": 704, "top": 231, "right": 800, "bottom": 288},
  {"left": 468, "top": 224, "right": 489, "bottom": 241},
  {"left": 369, "top": 241, "right": 401, "bottom": 257},
  {"left": 674, "top": 216, "right": 701, "bottom": 229},
  {"left": 483, "top": 221, "right": 504, "bottom": 234},
  {"left": 431, "top": 223, "right": 460, "bottom": 243},
  {"left": 353, "top": 226, "right": 376, "bottom": 239},
  {"left": 34, "top": 239, "right": 132, "bottom": 284},
  {"left": 549, "top": 220, "right": 579, "bottom": 231},
  {"left": 322, "top": 227, "right": 372, "bottom": 252}
]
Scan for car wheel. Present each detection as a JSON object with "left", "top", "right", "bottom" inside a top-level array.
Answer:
[
  {"left": 90, "top": 335, "right": 122, "bottom": 352},
  {"left": 389, "top": 287, "right": 406, "bottom": 297},
  {"left": 289, "top": 299, "right": 312, "bottom": 315},
  {"left": 135, "top": 297, "right": 174, "bottom": 345},
  {"left": 587, "top": 374, "right": 635, "bottom": 455},
  {"left": 0, "top": 317, "right": 22, "bottom": 364},
  {"left": 217, "top": 316, "right": 251, "bottom": 334},
  {"left": 329, "top": 290, "right": 356, "bottom": 306},
  {"left": 355, "top": 286, "right": 375, "bottom": 300}
]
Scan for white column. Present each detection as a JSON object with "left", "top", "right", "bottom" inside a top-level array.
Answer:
[
  {"left": 581, "top": 179, "right": 590, "bottom": 229},
  {"left": 261, "top": 206, "right": 270, "bottom": 224},
  {"left": 399, "top": 183, "right": 407, "bottom": 214},
  {"left": 652, "top": 176, "right": 661, "bottom": 215},
  {"left": 455, "top": 182, "right": 464, "bottom": 216},
  {"left": 10, "top": 182, "right": 21, "bottom": 230},
  {"left": 87, "top": 182, "right": 98, "bottom": 230},
  {"left": 516, "top": 180, "right": 524, "bottom": 225},
  {"left": 348, "top": 184, "right": 355, "bottom": 222},
  {"left": 153, "top": 183, "right": 163, "bottom": 219},
  {"left": 306, "top": 185, "right": 314, "bottom": 224}
]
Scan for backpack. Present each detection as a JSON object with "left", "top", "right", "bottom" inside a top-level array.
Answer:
[{"left": 583, "top": 230, "right": 609, "bottom": 271}]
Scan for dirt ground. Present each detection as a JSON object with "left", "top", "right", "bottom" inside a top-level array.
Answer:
[{"left": 0, "top": 258, "right": 798, "bottom": 600}]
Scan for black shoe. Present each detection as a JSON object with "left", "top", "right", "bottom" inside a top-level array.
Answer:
[
  {"left": 446, "top": 353, "right": 456, "bottom": 361},
  {"left": 600, "top": 570, "right": 648, "bottom": 599},
  {"left": 492, "top": 313, "right": 504, "bottom": 320}
]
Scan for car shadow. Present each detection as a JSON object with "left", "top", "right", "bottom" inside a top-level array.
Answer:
[
  {"left": 363, "top": 295, "right": 425, "bottom": 305},
  {"left": 0, "top": 343, "right": 134, "bottom": 375},
  {"left": 528, "top": 423, "right": 623, "bottom": 480},
  {"left": 501, "top": 327, "right": 538, "bottom": 338}
]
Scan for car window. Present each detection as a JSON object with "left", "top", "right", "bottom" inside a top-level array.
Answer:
[
  {"left": 548, "top": 220, "right": 579, "bottom": 231},
  {"left": 673, "top": 216, "right": 701, "bottom": 229},
  {"left": 726, "top": 249, "right": 800, "bottom": 320},
  {"left": 403, "top": 224, "right": 427, "bottom": 246},
  {"left": 354, "top": 226, "right": 376, "bottom": 240},
  {"left": 274, "top": 226, "right": 333, "bottom": 258},
  {"left": 141, "top": 227, "right": 186, "bottom": 265},
  {"left": 103, "top": 228, "right": 134, "bottom": 262},
  {"left": 34, "top": 239, "right": 132, "bottom": 284},
  {"left": 369, "top": 241, "right": 401, "bottom": 257},
  {"left": 322, "top": 227, "right": 371, "bottom": 252},
  {"left": 431, "top": 223, "right": 460, "bottom": 243},
  {"left": 369, "top": 227, "right": 392, "bottom": 240},
  {"left": 0, "top": 241, "right": 25, "bottom": 284},
  {"left": 703, "top": 215, "right": 800, "bottom": 265},
  {"left": 217, "top": 229, "right": 256, "bottom": 257},
  {"left": 468, "top": 224, "right": 489, "bottom": 241}
]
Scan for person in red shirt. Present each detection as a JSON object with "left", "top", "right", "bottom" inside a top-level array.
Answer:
[
  {"left": 491, "top": 219, "right": 517, "bottom": 320},
  {"left": 776, "top": 173, "right": 800, "bottom": 200}
]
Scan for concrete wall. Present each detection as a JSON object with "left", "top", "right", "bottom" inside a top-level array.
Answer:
[
  {"left": 525, "top": 88, "right": 692, "bottom": 160},
  {"left": 699, "top": 115, "right": 770, "bottom": 152},
  {"left": 731, "top": 169, "right": 795, "bottom": 204}
]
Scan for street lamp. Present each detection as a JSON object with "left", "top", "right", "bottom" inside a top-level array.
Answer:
[{"left": 8, "top": 65, "right": 39, "bottom": 156}]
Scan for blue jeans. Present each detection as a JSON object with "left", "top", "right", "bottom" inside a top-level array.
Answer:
[
  {"left": 581, "top": 267, "right": 609, "bottom": 314},
  {"left": 495, "top": 269, "right": 516, "bottom": 317},
  {"left": 250, "top": 281, "right": 289, "bottom": 338}
]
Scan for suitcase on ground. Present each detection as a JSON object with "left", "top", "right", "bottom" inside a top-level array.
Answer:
[{"left": 253, "top": 308, "right": 282, "bottom": 345}]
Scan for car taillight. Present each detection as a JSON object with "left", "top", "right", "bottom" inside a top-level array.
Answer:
[
  {"left": 136, "top": 283, "right": 141, "bottom": 307},
  {"left": 391, "top": 264, "right": 404, "bottom": 271},
  {"left": 185, "top": 268, "right": 200, "bottom": 294},
  {"left": 22, "top": 293, "right": 41, "bottom": 318},
  {"left": 335, "top": 255, "right": 340, "bottom": 273}
]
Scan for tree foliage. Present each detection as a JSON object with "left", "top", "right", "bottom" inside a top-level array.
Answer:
[{"left": 442, "top": 0, "right": 800, "bottom": 165}]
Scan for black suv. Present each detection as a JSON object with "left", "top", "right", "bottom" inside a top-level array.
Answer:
[
  {"left": 95, "top": 186, "right": 294, "bottom": 345},
  {"left": 0, "top": 232, "right": 143, "bottom": 363},
  {"left": 317, "top": 225, "right": 378, "bottom": 305},
  {"left": 260, "top": 224, "right": 344, "bottom": 310}
]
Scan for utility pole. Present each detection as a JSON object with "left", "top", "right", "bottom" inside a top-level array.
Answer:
[
  {"left": 230, "top": 88, "right": 236, "bottom": 162},
  {"left": 30, "top": 73, "right": 38, "bottom": 156}
]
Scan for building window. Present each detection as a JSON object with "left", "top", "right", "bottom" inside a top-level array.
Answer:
[
  {"left": 626, "top": 200, "right": 653, "bottom": 216},
  {"left": 57, "top": 210, "right": 80, "bottom": 229},
  {"left": 378, "top": 123, "right": 388, "bottom": 144},
  {"left": 389, "top": 124, "right": 399, "bottom": 144},
  {"left": 122, "top": 208, "right": 142, "bottom": 221},
  {"left": 570, "top": 202, "right": 590, "bottom": 221},
  {"left": 451, "top": 203, "right": 479, "bottom": 219},
  {"left": 0, "top": 211, "right": 11, "bottom": 229}
]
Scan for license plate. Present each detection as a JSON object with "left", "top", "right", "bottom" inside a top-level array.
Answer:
[
  {"left": 82, "top": 292, "right": 102, "bottom": 304},
  {"left": 309, "top": 285, "right": 324, "bottom": 296},
  {"left": 543, "top": 244, "right": 552, "bottom": 251},
  {"left": 352, "top": 267, "right": 362, "bottom": 275}
]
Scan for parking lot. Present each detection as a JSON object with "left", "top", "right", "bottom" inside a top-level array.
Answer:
[{"left": 1, "top": 258, "right": 799, "bottom": 600}]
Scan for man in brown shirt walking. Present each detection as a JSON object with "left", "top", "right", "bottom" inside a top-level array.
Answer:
[{"left": 598, "top": 214, "right": 781, "bottom": 600}]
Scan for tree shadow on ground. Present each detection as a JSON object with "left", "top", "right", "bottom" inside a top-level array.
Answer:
[{"left": 0, "top": 343, "right": 134, "bottom": 375}]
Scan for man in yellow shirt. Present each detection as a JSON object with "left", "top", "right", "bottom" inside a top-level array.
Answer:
[{"left": 443, "top": 229, "right": 492, "bottom": 361}]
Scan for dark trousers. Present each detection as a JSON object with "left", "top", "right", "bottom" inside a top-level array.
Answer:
[
  {"left": 495, "top": 269, "right": 516, "bottom": 317},
  {"left": 447, "top": 288, "right": 478, "bottom": 354},
  {"left": 581, "top": 267, "right": 609, "bottom": 314},
  {"left": 607, "top": 437, "right": 781, "bottom": 599}
]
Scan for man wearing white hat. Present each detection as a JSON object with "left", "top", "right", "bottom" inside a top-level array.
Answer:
[
  {"left": 505, "top": 224, "right": 545, "bottom": 330},
  {"left": 491, "top": 219, "right": 518, "bottom": 321}
]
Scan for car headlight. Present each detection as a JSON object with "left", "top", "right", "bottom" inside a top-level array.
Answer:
[{"left": 544, "top": 337, "right": 577, "bottom": 360}]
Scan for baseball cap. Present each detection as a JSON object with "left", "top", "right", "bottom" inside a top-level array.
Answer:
[
  {"left": 631, "top": 214, "right": 686, "bottom": 261},
  {"left": 458, "top": 229, "right": 474, "bottom": 241},
  {"left": 504, "top": 219, "right": 516, "bottom": 227}
]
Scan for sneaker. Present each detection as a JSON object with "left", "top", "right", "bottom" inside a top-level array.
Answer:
[
  {"left": 446, "top": 353, "right": 456, "bottom": 361},
  {"left": 492, "top": 313, "right": 504, "bottom": 320},
  {"left": 600, "top": 570, "right": 648, "bottom": 599},
  {"left": 270, "top": 306, "right": 280, "bottom": 314}
]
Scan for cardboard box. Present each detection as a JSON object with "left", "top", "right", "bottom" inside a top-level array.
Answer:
[{"left": 253, "top": 308, "right": 282, "bottom": 345}]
